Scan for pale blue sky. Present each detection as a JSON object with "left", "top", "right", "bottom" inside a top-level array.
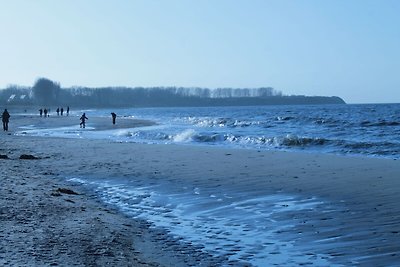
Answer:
[{"left": 1, "top": 0, "right": 399, "bottom": 103}]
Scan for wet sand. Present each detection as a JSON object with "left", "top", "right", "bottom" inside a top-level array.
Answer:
[{"left": 1, "top": 114, "right": 400, "bottom": 266}]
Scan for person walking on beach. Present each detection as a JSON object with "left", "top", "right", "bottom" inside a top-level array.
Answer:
[
  {"left": 56, "top": 108, "right": 60, "bottom": 116},
  {"left": 61, "top": 107, "right": 64, "bottom": 116},
  {"left": 111, "top": 112, "right": 117, "bottom": 125},
  {"left": 44, "top": 109, "right": 48, "bottom": 117},
  {"left": 2, "top": 109, "right": 10, "bottom": 131},
  {"left": 66, "top": 106, "right": 70, "bottom": 116},
  {"left": 39, "top": 109, "right": 43, "bottom": 117},
  {"left": 80, "top": 113, "right": 88, "bottom": 128}
]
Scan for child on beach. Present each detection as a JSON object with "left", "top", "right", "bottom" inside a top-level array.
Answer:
[{"left": 80, "top": 113, "right": 88, "bottom": 128}]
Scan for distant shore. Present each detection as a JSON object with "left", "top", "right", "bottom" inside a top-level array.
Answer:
[{"left": 1, "top": 114, "right": 400, "bottom": 266}]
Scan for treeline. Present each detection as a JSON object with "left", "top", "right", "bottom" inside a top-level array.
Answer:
[{"left": 0, "top": 77, "right": 345, "bottom": 107}]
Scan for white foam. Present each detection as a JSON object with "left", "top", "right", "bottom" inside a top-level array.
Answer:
[
  {"left": 114, "top": 129, "right": 134, "bottom": 137},
  {"left": 173, "top": 129, "right": 196, "bottom": 142},
  {"left": 67, "top": 177, "right": 339, "bottom": 266}
]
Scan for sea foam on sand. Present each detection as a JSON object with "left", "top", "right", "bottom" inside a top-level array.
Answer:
[{"left": 67, "top": 176, "right": 336, "bottom": 266}]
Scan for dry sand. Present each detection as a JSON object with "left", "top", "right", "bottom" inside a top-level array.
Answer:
[{"left": 1, "top": 114, "right": 400, "bottom": 266}]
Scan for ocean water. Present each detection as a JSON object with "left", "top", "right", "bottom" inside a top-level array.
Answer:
[
  {"left": 19, "top": 103, "right": 400, "bottom": 159},
  {"left": 16, "top": 104, "right": 400, "bottom": 266},
  {"left": 121, "top": 103, "right": 400, "bottom": 159}
]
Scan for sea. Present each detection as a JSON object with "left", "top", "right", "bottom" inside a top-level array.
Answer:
[
  {"left": 20, "top": 103, "right": 400, "bottom": 160},
  {"left": 16, "top": 104, "right": 400, "bottom": 266}
]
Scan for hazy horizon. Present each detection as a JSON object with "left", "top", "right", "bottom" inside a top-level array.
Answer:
[{"left": 1, "top": 0, "right": 399, "bottom": 104}]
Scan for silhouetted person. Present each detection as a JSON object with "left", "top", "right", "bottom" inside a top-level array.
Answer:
[
  {"left": 66, "top": 106, "right": 70, "bottom": 116},
  {"left": 2, "top": 109, "right": 10, "bottom": 131},
  {"left": 39, "top": 109, "right": 43, "bottom": 117},
  {"left": 44, "top": 109, "right": 48, "bottom": 117},
  {"left": 56, "top": 108, "right": 60, "bottom": 116},
  {"left": 80, "top": 113, "right": 88, "bottom": 128},
  {"left": 111, "top": 112, "right": 117, "bottom": 125},
  {"left": 61, "top": 107, "right": 64, "bottom": 116}
]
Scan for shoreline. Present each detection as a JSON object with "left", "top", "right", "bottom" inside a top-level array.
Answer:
[
  {"left": 1, "top": 115, "right": 400, "bottom": 266},
  {"left": 8, "top": 109, "right": 400, "bottom": 161},
  {"left": 0, "top": 134, "right": 231, "bottom": 266}
]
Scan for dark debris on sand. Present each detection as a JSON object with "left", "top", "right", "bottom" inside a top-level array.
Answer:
[{"left": 19, "top": 154, "right": 40, "bottom": 160}]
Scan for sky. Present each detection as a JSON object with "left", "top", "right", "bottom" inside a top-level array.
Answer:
[{"left": 0, "top": 0, "right": 399, "bottom": 104}]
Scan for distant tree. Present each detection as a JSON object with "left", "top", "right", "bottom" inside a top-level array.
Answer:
[
  {"left": 31, "top": 77, "right": 61, "bottom": 105},
  {"left": 257, "top": 87, "right": 273, "bottom": 97},
  {"left": 235, "top": 88, "right": 250, "bottom": 97},
  {"left": 213, "top": 88, "right": 233, "bottom": 98}
]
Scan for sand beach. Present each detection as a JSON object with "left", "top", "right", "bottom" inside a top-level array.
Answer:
[{"left": 1, "top": 113, "right": 400, "bottom": 266}]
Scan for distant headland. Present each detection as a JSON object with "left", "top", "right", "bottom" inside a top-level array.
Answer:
[{"left": 1, "top": 77, "right": 345, "bottom": 108}]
